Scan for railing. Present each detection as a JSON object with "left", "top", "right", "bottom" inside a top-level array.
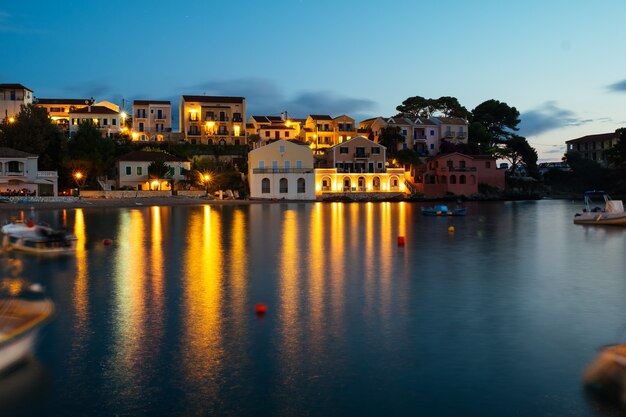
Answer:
[
  {"left": 2, "top": 171, "right": 24, "bottom": 176},
  {"left": 457, "top": 132, "right": 466, "bottom": 138},
  {"left": 37, "top": 171, "right": 58, "bottom": 178},
  {"left": 155, "top": 115, "right": 167, "bottom": 120},
  {"left": 232, "top": 116, "right": 243, "bottom": 123},
  {"left": 187, "top": 130, "right": 201, "bottom": 135},
  {"left": 415, "top": 135, "right": 427, "bottom": 140},
  {"left": 252, "top": 168, "right": 314, "bottom": 174},
  {"left": 444, "top": 132, "right": 455, "bottom": 138}
]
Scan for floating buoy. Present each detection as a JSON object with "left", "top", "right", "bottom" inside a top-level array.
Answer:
[
  {"left": 255, "top": 303, "right": 268, "bottom": 316},
  {"left": 397, "top": 236, "right": 406, "bottom": 246},
  {"left": 103, "top": 239, "right": 112, "bottom": 246},
  {"left": 26, "top": 221, "right": 34, "bottom": 228},
  {"left": 448, "top": 226, "right": 455, "bottom": 233}
]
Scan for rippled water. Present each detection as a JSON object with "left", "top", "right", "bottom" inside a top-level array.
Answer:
[{"left": 1, "top": 200, "right": 626, "bottom": 416}]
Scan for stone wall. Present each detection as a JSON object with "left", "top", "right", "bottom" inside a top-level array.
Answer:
[{"left": 80, "top": 190, "right": 172, "bottom": 199}]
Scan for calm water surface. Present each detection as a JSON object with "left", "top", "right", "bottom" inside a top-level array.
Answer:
[{"left": 1, "top": 200, "right": 626, "bottom": 417}]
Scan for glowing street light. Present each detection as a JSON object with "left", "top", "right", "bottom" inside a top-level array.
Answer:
[
  {"left": 8, "top": 117, "right": 15, "bottom": 123},
  {"left": 202, "top": 173, "right": 211, "bottom": 197},
  {"left": 73, "top": 171, "right": 84, "bottom": 197}
]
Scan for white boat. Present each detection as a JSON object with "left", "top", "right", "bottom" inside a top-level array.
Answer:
[
  {"left": 573, "top": 191, "right": 626, "bottom": 226},
  {"left": 1, "top": 221, "right": 77, "bottom": 254},
  {"left": 0, "top": 283, "right": 54, "bottom": 374}
]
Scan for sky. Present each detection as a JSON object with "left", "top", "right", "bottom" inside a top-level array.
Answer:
[{"left": 2, "top": 0, "right": 626, "bottom": 161}]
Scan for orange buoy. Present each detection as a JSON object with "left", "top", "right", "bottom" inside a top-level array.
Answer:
[
  {"left": 448, "top": 226, "right": 455, "bottom": 233},
  {"left": 397, "top": 236, "right": 406, "bottom": 246},
  {"left": 255, "top": 303, "right": 268, "bottom": 316},
  {"left": 103, "top": 239, "right": 112, "bottom": 246}
]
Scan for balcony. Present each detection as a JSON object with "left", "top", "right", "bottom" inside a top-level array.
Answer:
[
  {"left": 252, "top": 168, "right": 314, "bottom": 174},
  {"left": 37, "top": 171, "right": 58, "bottom": 178},
  {"left": 232, "top": 116, "right": 243, "bottom": 123},
  {"left": 414, "top": 135, "right": 427, "bottom": 140},
  {"left": 2, "top": 171, "right": 24, "bottom": 176},
  {"left": 457, "top": 132, "right": 466, "bottom": 139},
  {"left": 444, "top": 132, "right": 455, "bottom": 138},
  {"left": 187, "top": 130, "right": 201, "bottom": 136},
  {"left": 155, "top": 115, "right": 167, "bottom": 120}
]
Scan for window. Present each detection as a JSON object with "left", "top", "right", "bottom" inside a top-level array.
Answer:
[
  {"left": 402, "top": 129, "right": 407, "bottom": 136},
  {"left": 285, "top": 131, "right": 290, "bottom": 138},
  {"left": 450, "top": 175, "right": 456, "bottom": 184},
  {"left": 284, "top": 160, "right": 291, "bottom": 170},
  {"left": 112, "top": 119, "right": 117, "bottom": 126},
  {"left": 272, "top": 161, "right": 278, "bottom": 171},
  {"left": 297, "top": 178, "right": 306, "bottom": 193},
  {"left": 102, "top": 118, "right": 108, "bottom": 126},
  {"left": 430, "top": 144, "right": 434, "bottom": 149},
  {"left": 377, "top": 162, "right": 383, "bottom": 169},
  {"left": 125, "top": 166, "right": 131, "bottom": 175},
  {"left": 139, "top": 122, "right": 144, "bottom": 132},
  {"left": 265, "top": 131, "right": 270, "bottom": 137},
  {"left": 261, "top": 178, "right": 270, "bottom": 193},
  {"left": 460, "top": 160, "right": 466, "bottom": 168},
  {"left": 259, "top": 160, "right": 265, "bottom": 169},
  {"left": 447, "top": 161, "right": 453, "bottom": 168},
  {"left": 460, "top": 175, "right": 466, "bottom": 184},
  {"left": 168, "top": 167, "right": 175, "bottom": 176},
  {"left": 137, "top": 167, "right": 142, "bottom": 175},
  {"left": 157, "top": 110, "right": 164, "bottom": 119},
  {"left": 372, "top": 147, "right": 380, "bottom": 154},
  {"left": 279, "top": 145, "right": 285, "bottom": 153},
  {"left": 279, "top": 178, "right": 288, "bottom": 193},
  {"left": 430, "top": 130, "right": 435, "bottom": 136},
  {"left": 296, "top": 160, "right": 302, "bottom": 169},
  {"left": 340, "top": 147, "right": 349, "bottom": 154},
  {"left": 189, "top": 111, "right": 198, "bottom": 121}
]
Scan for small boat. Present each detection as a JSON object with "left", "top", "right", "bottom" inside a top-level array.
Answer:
[
  {"left": 573, "top": 191, "right": 626, "bottom": 226},
  {"left": 1, "top": 221, "right": 77, "bottom": 254},
  {"left": 421, "top": 204, "right": 467, "bottom": 216},
  {"left": 0, "top": 282, "right": 54, "bottom": 374}
]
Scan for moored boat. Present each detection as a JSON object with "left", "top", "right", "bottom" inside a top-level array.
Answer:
[
  {"left": 421, "top": 204, "right": 467, "bottom": 216},
  {"left": 0, "top": 282, "right": 54, "bottom": 374},
  {"left": 1, "top": 221, "right": 77, "bottom": 254},
  {"left": 573, "top": 191, "right": 626, "bottom": 226}
]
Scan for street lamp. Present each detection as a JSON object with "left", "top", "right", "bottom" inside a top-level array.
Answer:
[
  {"left": 73, "top": 172, "right": 83, "bottom": 197},
  {"left": 203, "top": 173, "right": 211, "bottom": 197}
]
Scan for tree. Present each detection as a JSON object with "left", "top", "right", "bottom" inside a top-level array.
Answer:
[
  {"left": 490, "top": 135, "right": 538, "bottom": 177},
  {"left": 471, "top": 99, "right": 521, "bottom": 146},
  {"left": 604, "top": 128, "right": 626, "bottom": 168},
  {"left": 433, "top": 96, "right": 470, "bottom": 119},
  {"left": 148, "top": 160, "right": 172, "bottom": 190},
  {"left": 0, "top": 104, "right": 68, "bottom": 171},
  {"left": 395, "top": 95, "right": 469, "bottom": 120},
  {"left": 68, "top": 122, "right": 116, "bottom": 185},
  {"left": 378, "top": 126, "right": 405, "bottom": 154}
]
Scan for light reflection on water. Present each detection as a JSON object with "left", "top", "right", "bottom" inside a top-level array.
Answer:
[{"left": 1, "top": 200, "right": 625, "bottom": 416}]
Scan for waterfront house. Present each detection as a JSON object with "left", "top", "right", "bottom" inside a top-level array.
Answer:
[
  {"left": 36, "top": 98, "right": 92, "bottom": 136},
  {"left": 179, "top": 95, "right": 246, "bottom": 145},
  {"left": 0, "top": 84, "right": 33, "bottom": 123},
  {"left": 303, "top": 114, "right": 365, "bottom": 154},
  {"left": 132, "top": 100, "right": 172, "bottom": 141},
  {"left": 248, "top": 139, "right": 315, "bottom": 200},
  {"left": 69, "top": 105, "right": 121, "bottom": 138},
  {"left": 359, "top": 116, "right": 441, "bottom": 156},
  {"left": 248, "top": 115, "right": 300, "bottom": 147},
  {"left": 315, "top": 136, "right": 405, "bottom": 195},
  {"left": 0, "top": 147, "right": 58, "bottom": 196},
  {"left": 566, "top": 132, "right": 619, "bottom": 167},
  {"left": 116, "top": 151, "right": 190, "bottom": 191},
  {"left": 415, "top": 152, "right": 504, "bottom": 198}
]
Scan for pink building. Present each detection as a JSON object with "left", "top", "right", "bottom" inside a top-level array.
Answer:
[{"left": 416, "top": 152, "right": 504, "bottom": 198}]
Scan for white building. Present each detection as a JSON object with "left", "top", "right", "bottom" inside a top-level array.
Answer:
[
  {"left": 116, "top": 151, "right": 190, "bottom": 191},
  {"left": 0, "top": 84, "right": 33, "bottom": 123},
  {"left": 0, "top": 147, "right": 58, "bottom": 196},
  {"left": 248, "top": 140, "right": 315, "bottom": 200},
  {"left": 69, "top": 105, "right": 121, "bottom": 138}
]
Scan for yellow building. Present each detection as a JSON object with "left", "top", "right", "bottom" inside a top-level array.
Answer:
[
  {"left": 247, "top": 115, "right": 301, "bottom": 147},
  {"left": 179, "top": 95, "right": 246, "bottom": 145},
  {"left": 315, "top": 168, "right": 406, "bottom": 194},
  {"left": 303, "top": 114, "right": 366, "bottom": 154}
]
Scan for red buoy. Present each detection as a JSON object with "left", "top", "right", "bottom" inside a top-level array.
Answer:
[
  {"left": 255, "top": 303, "right": 268, "bottom": 316},
  {"left": 397, "top": 236, "right": 406, "bottom": 246},
  {"left": 27, "top": 221, "right": 34, "bottom": 228},
  {"left": 103, "top": 239, "right": 112, "bottom": 246}
]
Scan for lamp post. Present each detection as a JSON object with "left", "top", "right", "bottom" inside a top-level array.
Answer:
[
  {"left": 73, "top": 172, "right": 83, "bottom": 197},
  {"left": 203, "top": 173, "right": 211, "bottom": 197}
]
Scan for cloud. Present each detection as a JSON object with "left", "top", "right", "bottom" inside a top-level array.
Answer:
[
  {"left": 519, "top": 101, "right": 592, "bottom": 136},
  {"left": 607, "top": 79, "right": 626, "bottom": 92},
  {"left": 179, "top": 78, "right": 376, "bottom": 118},
  {"left": 544, "top": 147, "right": 565, "bottom": 154}
]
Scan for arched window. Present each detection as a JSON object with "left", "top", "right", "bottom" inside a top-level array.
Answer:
[
  {"left": 343, "top": 177, "right": 351, "bottom": 191},
  {"left": 390, "top": 176, "right": 399, "bottom": 190},
  {"left": 358, "top": 176, "right": 366, "bottom": 191},
  {"left": 261, "top": 178, "right": 270, "bottom": 194},
  {"left": 373, "top": 176, "right": 381, "bottom": 190},
  {"left": 297, "top": 178, "right": 306, "bottom": 193},
  {"left": 321, "top": 176, "right": 331, "bottom": 191},
  {"left": 460, "top": 175, "right": 466, "bottom": 184},
  {"left": 450, "top": 175, "right": 457, "bottom": 184},
  {"left": 279, "top": 178, "right": 288, "bottom": 193}
]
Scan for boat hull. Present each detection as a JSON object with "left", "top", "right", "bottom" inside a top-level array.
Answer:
[
  {"left": 0, "top": 331, "right": 37, "bottom": 374},
  {"left": 573, "top": 213, "right": 626, "bottom": 226}
]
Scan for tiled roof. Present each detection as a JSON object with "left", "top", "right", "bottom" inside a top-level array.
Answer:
[
  {"left": 0, "top": 147, "right": 37, "bottom": 158},
  {"left": 182, "top": 95, "right": 244, "bottom": 104},
  {"left": 260, "top": 125, "right": 294, "bottom": 130},
  {"left": 566, "top": 132, "right": 617, "bottom": 144},
  {"left": 36, "top": 98, "right": 90, "bottom": 105},
  {"left": 70, "top": 106, "right": 119, "bottom": 115},
  {"left": 251, "top": 116, "right": 271, "bottom": 123},
  {"left": 434, "top": 116, "right": 468, "bottom": 125},
  {"left": 0, "top": 83, "right": 32, "bottom": 92},
  {"left": 116, "top": 151, "right": 184, "bottom": 162},
  {"left": 309, "top": 114, "right": 333, "bottom": 120},
  {"left": 133, "top": 100, "right": 171, "bottom": 105}
]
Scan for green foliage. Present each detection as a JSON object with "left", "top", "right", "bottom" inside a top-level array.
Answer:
[
  {"left": 396, "top": 95, "right": 469, "bottom": 119},
  {"left": 471, "top": 99, "right": 520, "bottom": 146},
  {"left": 491, "top": 135, "right": 539, "bottom": 178},
  {"left": 0, "top": 104, "right": 68, "bottom": 171},
  {"left": 148, "top": 160, "right": 171, "bottom": 179},
  {"left": 68, "top": 122, "right": 116, "bottom": 183},
  {"left": 562, "top": 151, "right": 609, "bottom": 191},
  {"left": 604, "top": 128, "right": 626, "bottom": 168},
  {"left": 378, "top": 127, "right": 405, "bottom": 153}
]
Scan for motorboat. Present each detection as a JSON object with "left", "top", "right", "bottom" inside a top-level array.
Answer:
[
  {"left": 573, "top": 191, "right": 626, "bottom": 226},
  {"left": 1, "top": 221, "right": 77, "bottom": 254},
  {"left": 421, "top": 204, "right": 467, "bottom": 216},
  {"left": 584, "top": 344, "right": 626, "bottom": 407},
  {"left": 0, "top": 282, "right": 54, "bottom": 374}
]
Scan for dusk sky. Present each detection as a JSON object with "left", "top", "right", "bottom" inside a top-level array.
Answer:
[{"left": 2, "top": 0, "right": 626, "bottom": 161}]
